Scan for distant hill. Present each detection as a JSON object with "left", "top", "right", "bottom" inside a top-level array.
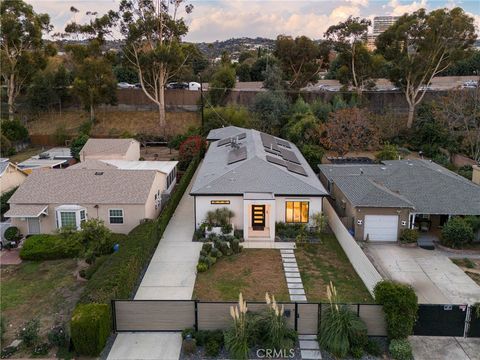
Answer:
[{"left": 192, "top": 37, "right": 276, "bottom": 60}]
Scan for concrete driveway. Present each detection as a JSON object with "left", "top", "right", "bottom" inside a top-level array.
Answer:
[
  {"left": 410, "top": 336, "right": 480, "bottom": 360},
  {"left": 366, "top": 244, "right": 480, "bottom": 304}
]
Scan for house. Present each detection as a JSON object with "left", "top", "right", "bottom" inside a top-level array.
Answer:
[
  {"left": 69, "top": 159, "right": 178, "bottom": 195},
  {"left": 191, "top": 127, "right": 328, "bottom": 241},
  {"left": 5, "top": 169, "right": 166, "bottom": 235},
  {"left": 0, "top": 158, "right": 28, "bottom": 194},
  {"left": 79, "top": 138, "right": 140, "bottom": 161},
  {"left": 17, "top": 147, "right": 74, "bottom": 173},
  {"left": 318, "top": 160, "right": 480, "bottom": 242}
]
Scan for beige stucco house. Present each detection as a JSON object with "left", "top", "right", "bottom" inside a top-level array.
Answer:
[
  {"left": 5, "top": 168, "right": 165, "bottom": 235},
  {"left": 79, "top": 138, "right": 141, "bottom": 161},
  {"left": 0, "top": 158, "right": 28, "bottom": 194}
]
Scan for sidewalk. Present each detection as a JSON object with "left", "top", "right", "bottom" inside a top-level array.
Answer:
[{"left": 107, "top": 168, "right": 202, "bottom": 360}]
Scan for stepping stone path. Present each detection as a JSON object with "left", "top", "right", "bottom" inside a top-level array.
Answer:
[
  {"left": 280, "top": 249, "right": 307, "bottom": 302},
  {"left": 298, "top": 335, "right": 322, "bottom": 359}
]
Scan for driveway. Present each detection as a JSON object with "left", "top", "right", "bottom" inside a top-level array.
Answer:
[
  {"left": 410, "top": 336, "right": 480, "bottom": 360},
  {"left": 107, "top": 167, "right": 202, "bottom": 360},
  {"left": 366, "top": 244, "right": 480, "bottom": 304}
]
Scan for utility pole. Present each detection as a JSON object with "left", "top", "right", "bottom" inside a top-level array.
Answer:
[{"left": 199, "top": 75, "right": 204, "bottom": 131}]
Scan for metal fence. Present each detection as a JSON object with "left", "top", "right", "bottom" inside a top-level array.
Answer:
[{"left": 112, "top": 300, "right": 387, "bottom": 336}]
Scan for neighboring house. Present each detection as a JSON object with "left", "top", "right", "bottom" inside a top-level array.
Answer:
[
  {"left": 318, "top": 160, "right": 480, "bottom": 242},
  {"left": 79, "top": 138, "right": 140, "bottom": 161},
  {"left": 191, "top": 127, "right": 328, "bottom": 242},
  {"left": 17, "top": 147, "right": 74, "bottom": 173},
  {"left": 0, "top": 158, "right": 28, "bottom": 194},
  {"left": 69, "top": 159, "right": 178, "bottom": 195},
  {"left": 5, "top": 169, "right": 165, "bottom": 235}
]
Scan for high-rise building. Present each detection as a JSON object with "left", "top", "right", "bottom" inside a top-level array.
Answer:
[{"left": 373, "top": 16, "right": 400, "bottom": 36}]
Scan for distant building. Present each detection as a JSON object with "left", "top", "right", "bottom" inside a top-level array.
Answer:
[{"left": 367, "top": 16, "right": 400, "bottom": 50}]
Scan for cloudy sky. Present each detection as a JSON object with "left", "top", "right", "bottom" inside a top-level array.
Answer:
[{"left": 28, "top": 0, "right": 480, "bottom": 42}]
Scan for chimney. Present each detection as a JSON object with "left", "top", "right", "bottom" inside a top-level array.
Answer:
[{"left": 473, "top": 165, "right": 480, "bottom": 185}]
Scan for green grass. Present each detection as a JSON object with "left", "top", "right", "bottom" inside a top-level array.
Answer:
[{"left": 296, "top": 234, "right": 373, "bottom": 303}]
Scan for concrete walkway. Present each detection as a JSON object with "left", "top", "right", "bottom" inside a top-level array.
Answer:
[
  {"left": 281, "top": 249, "right": 307, "bottom": 302},
  {"left": 410, "top": 336, "right": 480, "bottom": 360},
  {"left": 107, "top": 169, "right": 202, "bottom": 360}
]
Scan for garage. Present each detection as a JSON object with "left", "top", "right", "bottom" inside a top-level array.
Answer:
[{"left": 364, "top": 215, "right": 398, "bottom": 241}]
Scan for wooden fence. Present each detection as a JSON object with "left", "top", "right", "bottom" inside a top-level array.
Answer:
[{"left": 112, "top": 300, "right": 387, "bottom": 336}]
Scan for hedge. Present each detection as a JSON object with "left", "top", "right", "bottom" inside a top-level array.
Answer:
[
  {"left": 79, "top": 156, "right": 200, "bottom": 304},
  {"left": 71, "top": 303, "right": 110, "bottom": 356},
  {"left": 20, "top": 234, "right": 82, "bottom": 260}
]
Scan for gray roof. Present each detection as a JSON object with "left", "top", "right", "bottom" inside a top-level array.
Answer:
[
  {"left": 319, "top": 160, "right": 480, "bottom": 215},
  {"left": 0, "top": 161, "right": 9, "bottom": 177},
  {"left": 206, "top": 126, "right": 246, "bottom": 141},
  {"left": 9, "top": 169, "right": 157, "bottom": 205},
  {"left": 191, "top": 127, "right": 327, "bottom": 196}
]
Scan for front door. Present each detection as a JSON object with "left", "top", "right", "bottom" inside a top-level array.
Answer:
[
  {"left": 252, "top": 205, "right": 265, "bottom": 230},
  {"left": 27, "top": 217, "right": 41, "bottom": 234}
]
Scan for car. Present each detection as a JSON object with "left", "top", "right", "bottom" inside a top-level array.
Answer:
[
  {"left": 134, "top": 83, "right": 142, "bottom": 89},
  {"left": 117, "top": 82, "right": 136, "bottom": 89},
  {"left": 188, "top": 82, "right": 201, "bottom": 91},
  {"left": 462, "top": 80, "right": 478, "bottom": 88},
  {"left": 419, "top": 84, "right": 433, "bottom": 91},
  {"left": 166, "top": 82, "right": 189, "bottom": 89}
]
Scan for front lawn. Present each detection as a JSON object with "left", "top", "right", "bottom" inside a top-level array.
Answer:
[
  {"left": 1, "top": 259, "right": 85, "bottom": 355},
  {"left": 193, "top": 249, "right": 289, "bottom": 301},
  {"left": 451, "top": 258, "right": 480, "bottom": 286},
  {"left": 296, "top": 235, "right": 372, "bottom": 303}
]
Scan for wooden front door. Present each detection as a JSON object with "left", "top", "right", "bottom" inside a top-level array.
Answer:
[{"left": 252, "top": 205, "right": 266, "bottom": 230}]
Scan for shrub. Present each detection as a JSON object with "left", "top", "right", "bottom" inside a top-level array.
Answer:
[
  {"left": 351, "top": 346, "right": 364, "bottom": 359},
  {"left": 32, "top": 342, "right": 50, "bottom": 356},
  {"left": 182, "top": 327, "right": 195, "bottom": 340},
  {"left": 205, "top": 207, "right": 234, "bottom": 228},
  {"left": 70, "top": 303, "right": 110, "bottom": 356},
  {"left": 197, "top": 262, "right": 209, "bottom": 272},
  {"left": 389, "top": 339, "right": 413, "bottom": 360},
  {"left": 1, "top": 120, "right": 29, "bottom": 142},
  {"left": 178, "top": 136, "right": 206, "bottom": 170},
  {"left": 0, "top": 187, "right": 16, "bottom": 221},
  {"left": 210, "top": 248, "right": 221, "bottom": 258},
  {"left": 20, "top": 234, "right": 82, "bottom": 260},
  {"left": 400, "top": 229, "right": 419, "bottom": 244},
  {"left": 202, "top": 242, "right": 212, "bottom": 253},
  {"left": 215, "top": 240, "right": 230, "bottom": 256},
  {"left": 182, "top": 338, "right": 197, "bottom": 354},
  {"left": 441, "top": 217, "right": 474, "bottom": 249},
  {"left": 18, "top": 319, "right": 40, "bottom": 348},
  {"left": 70, "top": 134, "right": 89, "bottom": 160},
  {"left": 84, "top": 256, "right": 109, "bottom": 280},
  {"left": 79, "top": 157, "right": 200, "bottom": 304},
  {"left": 374, "top": 281, "right": 418, "bottom": 340},
  {"left": 4, "top": 226, "right": 20, "bottom": 242},
  {"left": 80, "top": 219, "right": 113, "bottom": 256},
  {"left": 365, "top": 338, "right": 382, "bottom": 356},
  {"left": 224, "top": 294, "right": 250, "bottom": 360},
  {"left": 259, "top": 293, "right": 295, "bottom": 350},
  {"left": 230, "top": 239, "right": 242, "bottom": 254},
  {"left": 205, "top": 338, "right": 221, "bottom": 357},
  {"left": 376, "top": 143, "right": 399, "bottom": 161},
  {"left": 319, "top": 283, "right": 367, "bottom": 358}
]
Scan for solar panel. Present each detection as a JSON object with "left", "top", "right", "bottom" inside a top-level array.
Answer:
[
  {"left": 227, "top": 146, "right": 247, "bottom": 164},
  {"left": 265, "top": 155, "right": 286, "bottom": 167},
  {"left": 280, "top": 148, "right": 301, "bottom": 164},
  {"left": 265, "top": 147, "right": 280, "bottom": 155},
  {"left": 276, "top": 139, "right": 291, "bottom": 148},
  {"left": 260, "top": 133, "right": 279, "bottom": 151},
  {"left": 286, "top": 162, "right": 307, "bottom": 176},
  {"left": 236, "top": 133, "right": 246, "bottom": 140},
  {"left": 217, "top": 137, "right": 231, "bottom": 147}
]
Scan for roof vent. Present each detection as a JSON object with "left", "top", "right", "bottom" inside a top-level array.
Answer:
[{"left": 95, "top": 171, "right": 104, "bottom": 176}]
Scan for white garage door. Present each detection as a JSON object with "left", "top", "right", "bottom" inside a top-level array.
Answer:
[{"left": 364, "top": 215, "right": 398, "bottom": 241}]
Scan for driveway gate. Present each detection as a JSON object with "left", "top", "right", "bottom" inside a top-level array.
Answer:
[{"left": 413, "top": 304, "right": 468, "bottom": 337}]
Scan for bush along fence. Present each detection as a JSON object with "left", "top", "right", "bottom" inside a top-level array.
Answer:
[{"left": 70, "top": 156, "right": 201, "bottom": 356}]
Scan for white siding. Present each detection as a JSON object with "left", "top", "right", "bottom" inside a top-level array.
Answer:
[
  {"left": 274, "top": 196, "right": 323, "bottom": 225},
  {"left": 194, "top": 196, "right": 244, "bottom": 229}
]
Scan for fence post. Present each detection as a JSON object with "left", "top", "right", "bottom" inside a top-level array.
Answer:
[
  {"left": 294, "top": 303, "right": 298, "bottom": 331},
  {"left": 111, "top": 300, "right": 117, "bottom": 333},
  {"left": 357, "top": 304, "right": 360, "bottom": 317},
  {"left": 194, "top": 300, "right": 199, "bottom": 332}
]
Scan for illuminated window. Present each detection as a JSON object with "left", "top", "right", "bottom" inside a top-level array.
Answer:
[
  {"left": 285, "top": 201, "right": 309, "bottom": 223},
  {"left": 211, "top": 200, "right": 230, "bottom": 205}
]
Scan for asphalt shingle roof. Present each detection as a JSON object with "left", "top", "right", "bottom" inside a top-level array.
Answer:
[
  {"left": 191, "top": 127, "right": 327, "bottom": 196},
  {"left": 206, "top": 126, "right": 246, "bottom": 141},
  {"left": 319, "top": 160, "right": 480, "bottom": 215},
  {"left": 9, "top": 169, "right": 157, "bottom": 205},
  {"left": 80, "top": 138, "right": 138, "bottom": 157}
]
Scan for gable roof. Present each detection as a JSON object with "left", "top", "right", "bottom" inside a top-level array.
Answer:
[
  {"left": 206, "top": 126, "right": 246, "bottom": 141},
  {"left": 80, "top": 138, "right": 139, "bottom": 157},
  {"left": 8, "top": 169, "right": 157, "bottom": 205},
  {"left": 319, "top": 160, "right": 480, "bottom": 215},
  {"left": 191, "top": 127, "right": 327, "bottom": 196}
]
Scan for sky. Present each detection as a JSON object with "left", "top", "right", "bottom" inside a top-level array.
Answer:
[{"left": 28, "top": 0, "right": 480, "bottom": 42}]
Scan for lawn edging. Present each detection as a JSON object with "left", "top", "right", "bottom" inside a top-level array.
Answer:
[{"left": 70, "top": 156, "right": 200, "bottom": 356}]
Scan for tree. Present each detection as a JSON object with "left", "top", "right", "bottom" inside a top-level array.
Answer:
[
  {"left": 433, "top": 89, "right": 480, "bottom": 162},
  {"left": 70, "top": 134, "right": 89, "bottom": 160},
  {"left": 251, "top": 92, "right": 290, "bottom": 135},
  {"left": 208, "top": 66, "right": 236, "bottom": 106},
  {"left": 376, "top": 7, "right": 477, "bottom": 128},
  {"left": 262, "top": 63, "right": 286, "bottom": 91},
  {"left": 321, "top": 108, "right": 379, "bottom": 155},
  {"left": 274, "top": 35, "right": 327, "bottom": 89},
  {"left": 118, "top": 0, "right": 193, "bottom": 131},
  {"left": 325, "top": 17, "right": 374, "bottom": 92},
  {"left": 0, "top": 0, "right": 53, "bottom": 120}
]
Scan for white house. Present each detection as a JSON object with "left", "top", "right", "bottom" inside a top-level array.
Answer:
[{"left": 190, "top": 127, "right": 328, "bottom": 242}]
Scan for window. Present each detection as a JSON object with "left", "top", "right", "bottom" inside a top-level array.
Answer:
[
  {"left": 211, "top": 200, "right": 230, "bottom": 205},
  {"left": 167, "top": 168, "right": 177, "bottom": 189},
  {"left": 80, "top": 210, "right": 86, "bottom": 224},
  {"left": 285, "top": 201, "right": 309, "bottom": 223},
  {"left": 109, "top": 209, "right": 124, "bottom": 224},
  {"left": 60, "top": 212, "right": 77, "bottom": 228}
]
